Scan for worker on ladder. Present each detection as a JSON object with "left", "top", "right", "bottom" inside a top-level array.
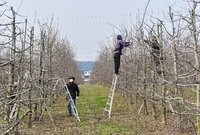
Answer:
[
  {"left": 114, "top": 35, "right": 133, "bottom": 75},
  {"left": 66, "top": 77, "right": 80, "bottom": 116},
  {"left": 144, "top": 36, "right": 163, "bottom": 85}
]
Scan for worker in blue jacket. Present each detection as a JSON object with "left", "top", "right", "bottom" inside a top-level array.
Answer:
[{"left": 114, "top": 35, "right": 132, "bottom": 75}]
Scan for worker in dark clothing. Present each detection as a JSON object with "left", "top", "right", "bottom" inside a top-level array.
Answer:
[
  {"left": 114, "top": 35, "right": 132, "bottom": 75},
  {"left": 151, "top": 37, "right": 160, "bottom": 67},
  {"left": 66, "top": 77, "right": 80, "bottom": 116},
  {"left": 144, "top": 36, "right": 161, "bottom": 75}
]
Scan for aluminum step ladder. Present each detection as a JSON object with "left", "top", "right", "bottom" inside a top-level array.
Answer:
[
  {"left": 103, "top": 75, "right": 119, "bottom": 118},
  {"left": 51, "top": 78, "right": 80, "bottom": 122}
]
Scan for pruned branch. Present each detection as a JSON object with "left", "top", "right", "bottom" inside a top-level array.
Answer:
[{"left": 0, "top": 60, "right": 13, "bottom": 67}]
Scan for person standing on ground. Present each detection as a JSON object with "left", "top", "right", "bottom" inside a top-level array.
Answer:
[
  {"left": 66, "top": 77, "right": 80, "bottom": 116},
  {"left": 114, "top": 35, "right": 132, "bottom": 75}
]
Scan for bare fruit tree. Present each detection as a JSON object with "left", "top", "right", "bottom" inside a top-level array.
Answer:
[
  {"left": 0, "top": 4, "right": 83, "bottom": 134},
  {"left": 91, "top": 0, "right": 200, "bottom": 134}
]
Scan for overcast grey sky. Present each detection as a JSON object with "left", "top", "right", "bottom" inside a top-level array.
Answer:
[{"left": 4, "top": 0, "right": 188, "bottom": 61}]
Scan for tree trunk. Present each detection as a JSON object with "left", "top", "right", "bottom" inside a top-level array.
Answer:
[
  {"left": 190, "top": 2, "right": 200, "bottom": 134},
  {"left": 135, "top": 66, "right": 139, "bottom": 108},
  {"left": 28, "top": 27, "right": 34, "bottom": 128},
  {"left": 157, "top": 22, "right": 167, "bottom": 124},
  {"left": 6, "top": 7, "right": 16, "bottom": 126},
  {"left": 143, "top": 44, "right": 148, "bottom": 115}
]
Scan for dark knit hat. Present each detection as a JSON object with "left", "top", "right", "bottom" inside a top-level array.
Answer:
[{"left": 117, "top": 35, "right": 122, "bottom": 40}]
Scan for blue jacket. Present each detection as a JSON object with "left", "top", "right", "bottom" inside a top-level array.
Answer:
[{"left": 114, "top": 40, "right": 131, "bottom": 55}]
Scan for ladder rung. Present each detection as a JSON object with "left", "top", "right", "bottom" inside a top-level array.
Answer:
[
  {"left": 109, "top": 90, "right": 114, "bottom": 93},
  {"left": 104, "top": 109, "right": 109, "bottom": 112},
  {"left": 106, "top": 103, "right": 111, "bottom": 105},
  {"left": 108, "top": 93, "right": 113, "bottom": 96}
]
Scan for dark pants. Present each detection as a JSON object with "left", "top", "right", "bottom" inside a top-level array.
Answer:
[
  {"left": 114, "top": 53, "right": 121, "bottom": 74},
  {"left": 67, "top": 99, "right": 76, "bottom": 115},
  {"left": 152, "top": 51, "right": 161, "bottom": 74},
  {"left": 153, "top": 54, "right": 160, "bottom": 66}
]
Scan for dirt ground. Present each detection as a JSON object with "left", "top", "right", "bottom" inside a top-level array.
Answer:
[{"left": 3, "top": 85, "right": 197, "bottom": 135}]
